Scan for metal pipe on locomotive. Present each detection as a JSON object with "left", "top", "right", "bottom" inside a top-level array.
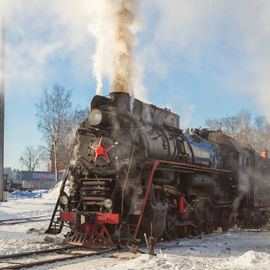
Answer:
[{"left": 46, "top": 92, "right": 270, "bottom": 247}]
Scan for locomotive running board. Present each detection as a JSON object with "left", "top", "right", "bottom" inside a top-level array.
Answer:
[
  {"left": 45, "top": 168, "right": 70, "bottom": 235},
  {"left": 132, "top": 160, "right": 232, "bottom": 240}
]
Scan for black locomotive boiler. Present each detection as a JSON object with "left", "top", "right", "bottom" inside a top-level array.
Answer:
[{"left": 46, "top": 92, "right": 270, "bottom": 247}]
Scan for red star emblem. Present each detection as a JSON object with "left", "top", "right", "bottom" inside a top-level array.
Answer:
[{"left": 91, "top": 138, "right": 112, "bottom": 162}]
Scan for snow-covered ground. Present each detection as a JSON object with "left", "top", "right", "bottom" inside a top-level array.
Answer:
[
  {"left": 0, "top": 186, "right": 270, "bottom": 269},
  {"left": 50, "top": 231, "right": 270, "bottom": 270}
]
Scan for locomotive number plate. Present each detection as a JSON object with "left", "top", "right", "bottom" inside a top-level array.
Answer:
[{"left": 95, "top": 213, "right": 119, "bottom": 224}]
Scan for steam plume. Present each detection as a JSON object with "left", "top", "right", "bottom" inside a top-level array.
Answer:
[{"left": 90, "top": 0, "right": 139, "bottom": 95}]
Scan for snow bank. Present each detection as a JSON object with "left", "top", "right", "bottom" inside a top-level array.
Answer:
[
  {"left": 51, "top": 250, "right": 270, "bottom": 270},
  {"left": 6, "top": 179, "right": 63, "bottom": 202},
  {"left": 8, "top": 190, "right": 48, "bottom": 200},
  {"left": 104, "top": 254, "right": 200, "bottom": 270},
  {"left": 233, "top": 250, "right": 270, "bottom": 268},
  {"left": 42, "top": 179, "right": 70, "bottom": 200},
  {"left": 42, "top": 180, "right": 62, "bottom": 200}
]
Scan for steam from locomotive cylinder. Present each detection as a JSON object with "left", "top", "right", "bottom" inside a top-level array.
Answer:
[{"left": 91, "top": 0, "right": 138, "bottom": 95}]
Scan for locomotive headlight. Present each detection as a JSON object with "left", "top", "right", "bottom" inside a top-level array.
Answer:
[
  {"left": 88, "top": 109, "right": 103, "bottom": 126},
  {"left": 103, "top": 198, "right": 112, "bottom": 209},
  {"left": 60, "top": 195, "right": 68, "bottom": 205}
]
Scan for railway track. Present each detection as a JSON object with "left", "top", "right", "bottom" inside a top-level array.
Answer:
[
  {"left": 0, "top": 215, "right": 52, "bottom": 226},
  {"left": 0, "top": 246, "right": 117, "bottom": 269}
]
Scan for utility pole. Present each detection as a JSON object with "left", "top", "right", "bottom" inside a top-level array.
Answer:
[{"left": 0, "top": 13, "right": 5, "bottom": 201}]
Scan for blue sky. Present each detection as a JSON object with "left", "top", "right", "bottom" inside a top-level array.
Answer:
[{"left": 2, "top": 0, "right": 270, "bottom": 169}]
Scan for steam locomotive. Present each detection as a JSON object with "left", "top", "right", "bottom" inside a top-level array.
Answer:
[{"left": 46, "top": 92, "right": 270, "bottom": 248}]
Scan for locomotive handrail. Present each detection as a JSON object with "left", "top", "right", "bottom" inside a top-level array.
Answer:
[
  {"left": 133, "top": 161, "right": 160, "bottom": 240},
  {"left": 121, "top": 146, "right": 135, "bottom": 215},
  {"left": 145, "top": 160, "right": 231, "bottom": 174}
]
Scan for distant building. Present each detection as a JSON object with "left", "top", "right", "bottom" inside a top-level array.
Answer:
[{"left": 21, "top": 171, "right": 56, "bottom": 190}]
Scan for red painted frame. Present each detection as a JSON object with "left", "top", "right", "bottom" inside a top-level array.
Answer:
[
  {"left": 60, "top": 211, "right": 75, "bottom": 222},
  {"left": 133, "top": 161, "right": 159, "bottom": 240},
  {"left": 60, "top": 212, "right": 119, "bottom": 225}
]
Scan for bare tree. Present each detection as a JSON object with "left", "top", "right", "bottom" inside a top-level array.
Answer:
[
  {"left": 236, "top": 110, "right": 253, "bottom": 146},
  {"left": 205, "top": 118, "right": 223, "bottom": 131},
  {"left": 61, "top": 107, "right": 89, "bottom": 160},
  {"left": 205, "top": 110, "right": 270, "bottom": 154},
  {"left": 73, "top": 107, "right": 89, "bottom": 124},
  {"left": 36, "top": 84, "right": 72, "bottom": 182},
  {"left": 19, "top": 145, "right": 46, "bottom": 171},
  {"left": 221, "top": 116, "right": 240, "bottom": 138},
  {"left": 253, "top": 116, "right": 270, "bottom": 153}
]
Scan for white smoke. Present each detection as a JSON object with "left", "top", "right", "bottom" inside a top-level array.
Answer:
[
  {"left": 2, "top": 0, "right": 139, "bottom": 95},
  {"left": 90, "top": 0, "right": 141, "bottom": 96},
  {"left": 232, "top": 170, "right": 250, "bottom": 212},
  {"left": 1, "top": 0, "right": 145, "bottom": 98},
  {"left": 89, "top": 2, "right": 115, "bottom": 95}
]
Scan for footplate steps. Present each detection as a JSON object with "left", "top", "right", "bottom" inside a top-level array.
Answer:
[{"left": 45, "top": 169, "right": 70, "bottom": 234}]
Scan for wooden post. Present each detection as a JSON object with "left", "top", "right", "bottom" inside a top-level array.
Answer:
[{"left": 148, "top": 236, "right": 155, "bottom": 255}]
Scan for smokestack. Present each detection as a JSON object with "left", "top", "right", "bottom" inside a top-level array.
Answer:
[
  {"left": 109, "top": 92, "right": 130, "bottom": 113},
  {"left": 0, "top": 13, "right": 5, "bottom": 201}
]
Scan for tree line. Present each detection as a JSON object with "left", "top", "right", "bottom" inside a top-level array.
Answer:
[
  {"left": 20, "top": 84, "right": 88, "bottom": 182},
  {"left": 205, "top": 110, "right": 270, "bottom": 154}
]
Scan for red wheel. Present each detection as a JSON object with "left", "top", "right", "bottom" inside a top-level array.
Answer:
[
  {"left": 179, "top": 225, "right": 191, "bottom": 238},
  {"left": 220, "top": 210, "right": 229, "bottom": 232},
  {"left": 193, "top": 223, "right": 203, "bottom": 236},
  {"left": 165, "top": 213, "right": 177, "bottom": 240},
  {"left": 193, "top": 208, "right": 203, "bottom": 236},
  {"left": 204, "top": 207, "right": 214, "bottom": 234},
  {"left": 192, "top": 201, "right": 205, "bottom": 236}
]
